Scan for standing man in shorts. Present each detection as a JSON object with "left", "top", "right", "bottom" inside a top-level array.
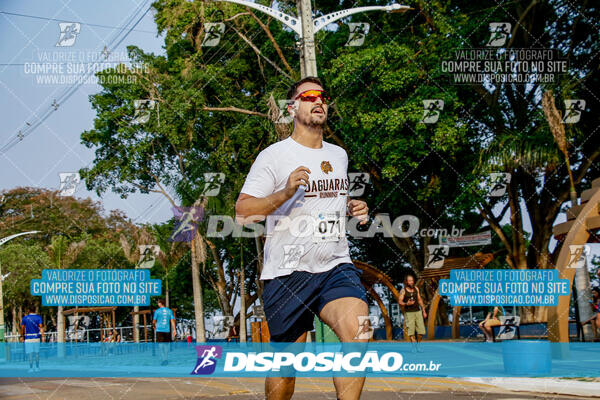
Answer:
[
  {"left": 153, "top": 298, "right": 176, "bottom": 365},
  {"left": 399, "top": 274, "right": 427, "bottom": 352},
  {"left": 236, "top": 76, "right": 370, "bottom": 400},
  {"left": 20, "top": 306, "right": 44, "bottom": 372}
]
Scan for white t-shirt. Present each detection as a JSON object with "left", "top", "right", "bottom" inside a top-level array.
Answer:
[{"left": 241, "top": 136, "right": 352, "bottom": 279}]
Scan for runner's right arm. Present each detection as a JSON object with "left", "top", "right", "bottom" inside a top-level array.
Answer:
[{"left": 236, "top": 166, "right": 311, "bottom": 224}]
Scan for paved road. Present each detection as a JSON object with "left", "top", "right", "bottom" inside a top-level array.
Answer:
[{"left": 0, "top": 377, "right": 583, "bottom": 399}]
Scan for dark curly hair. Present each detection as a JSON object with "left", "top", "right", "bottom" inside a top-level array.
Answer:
[{"left": 286, "top": 76, "right": 326, "bottom": 101}]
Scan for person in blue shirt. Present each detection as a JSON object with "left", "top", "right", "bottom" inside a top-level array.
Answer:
[
  {"left": 20, "top": 306, "right": 45, "bottom": 372},
  {"left": 152, "top": 298, "right": 176, "bottom": 365}
]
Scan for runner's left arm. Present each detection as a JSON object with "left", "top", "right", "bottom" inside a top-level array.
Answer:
[{"left": 347, "top": 198, "right": 369, "bottom": 225}]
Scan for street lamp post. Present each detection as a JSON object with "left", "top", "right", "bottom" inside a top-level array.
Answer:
[
  {"left": 0, "top": 231, "right": 40, "bottom": 342},
  {"left": 214, "top": 0, "right": 410, "bottom": 78},
  {"left": 208, "top": 0, "right": 409, "bottom": 340}
]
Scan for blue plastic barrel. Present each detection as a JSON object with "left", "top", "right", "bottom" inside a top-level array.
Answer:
[{"left": 502, "top": 340, "right": 551, "bottom": 375}]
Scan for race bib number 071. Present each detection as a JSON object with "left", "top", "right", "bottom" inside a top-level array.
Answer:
[{"left": 312, "top": 211, "right": 345, "bottom": 242}]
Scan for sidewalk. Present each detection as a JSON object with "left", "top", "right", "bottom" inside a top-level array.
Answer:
[{"left": 464, "top": 377, "right": 600, "bottom": 398}]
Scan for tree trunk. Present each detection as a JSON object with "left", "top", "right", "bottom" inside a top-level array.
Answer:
[
  {"left": 57, "top": 306, "right": 65, "bottom": 342},
  {"left": 11, "top": 307, "right": 17, "bottom": 341},
  {"left": 254, "top": 236, "right": 265, "bottom": 302},
  {"left": 206, "top": 240, "right": 233, "bottom": 316},
  {"left": 166, "top": 280, "right": 170, "bottom": 308},
  {"left": 508, "top": 179, "right": 528, "bottom": 269},
  {"left": 240, "top": 262, "right": 247, "bottom": 343},
  {"left": 191, "top": 235, "right": 206, "bottom": 342},
  {"left": 133, "top": 305, "right": 140, "bottom": 343},
  {"left": 49, "top": 313, "right": 56, "bottom": 331}
]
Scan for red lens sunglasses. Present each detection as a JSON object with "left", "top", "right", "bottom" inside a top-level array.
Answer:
[{"left": 294, "top": 89, "right": 331, "bottom": 103}]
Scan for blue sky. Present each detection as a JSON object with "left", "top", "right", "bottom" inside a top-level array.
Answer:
[{"left": 0, "top": 0, "right": 173, "bottom": 223}]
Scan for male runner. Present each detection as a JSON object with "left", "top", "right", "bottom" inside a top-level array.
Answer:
[
  {"left": 20, "top": 306, "right": 45, "bottom": 372},
  {"left": 152, "top": 298, "right": 176, "bottom": 365},
  {"left": 236, "top": 76, "right": 370, "bottom": 400}
]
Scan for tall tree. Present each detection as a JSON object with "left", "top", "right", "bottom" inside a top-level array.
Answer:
[
  {"left": 0, "top": 243, "right": 48, "bottom": 339},
  {"left": 47, "top": 235, "right": 86, "bottom": 342}
]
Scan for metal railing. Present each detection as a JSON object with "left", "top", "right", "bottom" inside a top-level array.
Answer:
[{"left": 3, "top": 325, "right": 155, "bottom": 343}]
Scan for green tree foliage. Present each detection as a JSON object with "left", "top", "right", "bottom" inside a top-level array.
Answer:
[
  {"left": 79, "top": 0, "right": 598, "bottom": 323},
  {"left": 0, "top": 243, "right": 48, "bottom": 315}
]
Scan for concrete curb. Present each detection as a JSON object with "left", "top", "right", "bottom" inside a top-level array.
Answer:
[{"left": 462, "top": 377, "right": 600, "bottom": 398}]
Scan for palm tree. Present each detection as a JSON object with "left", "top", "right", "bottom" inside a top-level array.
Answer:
[
  {"left": 119, "top": 225, "right": 153, "bottom": 342},
  {"left": 152, "top": 225, "right": 187, "bottom": 308},
  {"left": 47, "top": 236, "right": 85, "bottom": 344}
]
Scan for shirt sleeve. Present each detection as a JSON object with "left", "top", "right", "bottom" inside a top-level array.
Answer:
[
  {"left": 169, "top": 310, "right": 175, "bottom": 320},
  {"left": 152, "top": 310, "right": 157, "bottom": 321},
  {"left": 240, "top": 149, "right": 277, "bottom": 198}
]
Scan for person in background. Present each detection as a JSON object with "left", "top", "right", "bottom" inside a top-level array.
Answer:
[
  {"left": 589, "top": 287, "right": 600, "bottom": 339},
  {"left": 399, "top": 274, "right": 427, "bottom": 352},
  {"left": 479, "top": 306, "right": 503, "bottom": 342},
  {"left": 107, "top": 329, "right": 121, "bottom": 355},
  {"left": 153, "top": 298, "right": 176, "bottom": 365},
  {"left": 110, "top": 329, "right": 121, "bottom": 342},
  {"left": 20, "top": 305, "right": 45, "bottom": 373},
  {"left": 593, "top": 269, "right": 600, "bottom": 289}
]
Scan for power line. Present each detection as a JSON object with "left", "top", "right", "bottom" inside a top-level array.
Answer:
[
  {"left": 0, "top": 10, "right": 156, "bottom": 34},
  {"left": 0, "top": 62, "right": 132, "bottom": 66},
  {"left": 0, "top": 1, "right": 153, "bottom": 154}
]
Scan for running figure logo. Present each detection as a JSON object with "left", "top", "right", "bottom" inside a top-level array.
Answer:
[
  {"left": 281, "top": 245, "right": 304, "bottom": 269},
  {"left": 486, "top": 173, "right": 511, "bottom": 197},
  {"left": 486, "top": 22, "right": 511, "bottom": 47},
  {"left": 201, "top": 173, "right": 225, "bottom": 197},
  {"left": 275, "top": 100, "right": 295, "bottom": 124},
  {"left": 210, "top": 316, "right": 234, "bottom": 339},
  {"left": 56, "top": 22, "right": 81, "bottom": 47},
  {"left": 425, "top": 245, "right": 449, "bottom": 269},
  {"left": 202, "top": 23, "right": 226, "bottom": 47},
  {"left": 566, "top": 245, "right": 590, "bottom": 269},
  {"left": 421, "top": 100, "right": 444, "bottom": 124},
  {"left": 132, "top": 100, "right": 156, "bottom": 125},
  {"left": 169, "top": 206, "right": 204, "bottom": 242},
  {"left": 348, "top": 172, "right": 370, "bottom": 197},
  {"left": 353, "top": 316, "right": 378, "bottom": 339},
  {"left": 138, "top": 245, "right": 160, "bottom": 269},
  {"left": 497, "top": 316, "right": 520, "bottom": 340},
  {"left": 563, "top": 100, "right": 586, "bottom": 124},
  {"left": 345, "top": 23, "right": 369, "bottom": 47},
  {"left": 191, "top": 345, "right": 223, "bottom": 375},
  {"left": 58, "top": 172, "right": 81, "bottom": 197}
]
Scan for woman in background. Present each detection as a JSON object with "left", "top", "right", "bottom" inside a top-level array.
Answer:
[{"left": 479, "top": 306, "right": 503, "bottom": 342}]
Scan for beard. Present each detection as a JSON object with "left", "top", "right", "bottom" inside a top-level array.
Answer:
[{"left": 297, "top": 109, "right": 327, "bottom": 127}]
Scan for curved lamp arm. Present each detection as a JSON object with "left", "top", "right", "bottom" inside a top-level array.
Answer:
[
  {"left": 314, "top": 4, "right": 410, "bottom": 33},
  {"left": 0, "top": 231, "right": 40, "bottom": 247},
  {"left": 214, "top": 0, "right": 302, "bottom": 36}
]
